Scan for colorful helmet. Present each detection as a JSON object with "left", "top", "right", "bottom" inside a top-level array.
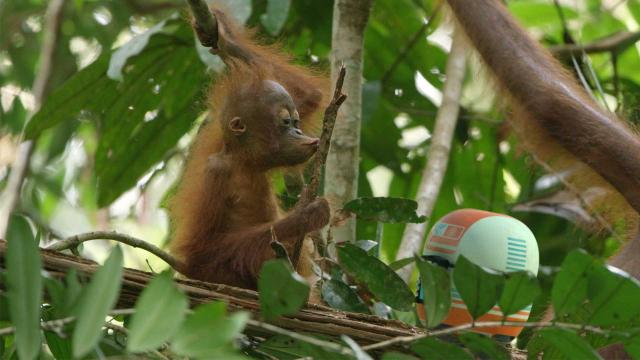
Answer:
[{"left": 416, "top": 209, "right": 539, "bottom": 338}]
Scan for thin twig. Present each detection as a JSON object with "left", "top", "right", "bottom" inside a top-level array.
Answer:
[
  {"left": 0, "top": 316, "right": 75, "bottom": 336},
  {"left": 247, "top": 319, "right": 354, "bottom": 356},
  {"left": 527, "top": 153, "right": 621, "bottom": 241},
  {"left": 299, "top": 65, "right": 348, "bottom": 206},
  {"left": 362, "top": 320, "right": 629, "bottom": 351},
  {"left": 46, "top": 231, "right": 181, "bottom": 270},
  {"left": 550, "top": 31, "right": 640, "bottom": 58},
  {"left": 0, "top": 0, "right": 66, "bottom": 238},
  {"left": 269, "top": 226, "right": 293, "bottom": 268},
  {"left": 381, "top": 1, "right": 443, "bottom": 84},
  {"left": 291, "top": 65, "right": 348, "bottom": 268}
]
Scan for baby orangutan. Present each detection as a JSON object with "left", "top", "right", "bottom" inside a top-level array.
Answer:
[{"left": 170, "top": 9, "right": 330, "bottom": 293}]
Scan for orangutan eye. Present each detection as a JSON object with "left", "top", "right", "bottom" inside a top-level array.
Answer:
[
  {"left": 282, "top": 118, "right": 292, "bottom": 126},
  {"left": 293, "top": 119, "right": 300, "bottom": 128}
]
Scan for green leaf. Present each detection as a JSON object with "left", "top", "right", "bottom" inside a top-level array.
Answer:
[
  {"left": 107, "top": 17, "right": 178, "bottom": 81},
  {"left": 498, "top": 271, "right": 540, "bottom": 317},
  {"left": 62, "top": 269, "right": 82, "bottom": 317},
  {"left": 508, "top": 1, "right": 578, "bottom": 28},
  {"left": 551, "top": 250, "right": 596, "bottom": 319},
  {"left": 258, "top": 334, "right": 352, "bottom": 360},
  {"left": 458, "top": 332, "right": 509, "bottom": 360},
  {"left": 410, "top": 337, "right": 473, "bottom": 360},
  {"left": 6, "top": 215, "right": 42, "bottom": 360},
  {"left": 170, "top": 301, "right": 248, "bottom": 358},
  {"left": 337, "top": 244, "right": 414, "bottom": 311},
  {"left": 24, "top": 54, "right": 112, "bottom": 139},
  {"left": 585, "top": 265, "right": 640, "bottom": 326},
  {"left": 127, "top": 271, "right": 188, "bottom": 353},
  {"left": 415, "top": 256, "right": 451, "bottom": 328},
  {"left": 258, "top": 259, "right": 310, "bottom": 320},
  {"left": 381, "top": 352, "right": 418, "bottom": 360},
  {"left": 28, "top": 21, "right": 206, "bottom": 207},
  {"left": 0, "top": 97, "right": 26, "bottom": 135},
  {"left": 95, "top": 28, "right": 206, "bottom": 206},
  {"left": 260, "top": 0, "right": 291, "bottom": 35},
  {"left": 43, "top": 305, "right": 72, "bottom": 360},
  {"left": 72, "top": 246, "right": 124, "bottom": 358},
  {"left": 535, "top": 328, "right": 601, "bottom": 360},
  {"left": 625, "top": 333, "right": 640, "bottom": 359},
  {"left": 389, "top": 257, "right": 414, "bottom": 271},
  {"left": 44, "top": 331, "right": 72, "bottom": 360},
  {"left": 453, "top": 255, "right": 504, "bottom": 319},
  {"left": 343, "top": 197, "right": 427, "bottom": 223},
  {"left": 43, "top": 277, "right": 65, "bottom": 318},
  {"left": 321, "top": 279, "right": 370, "bottom": 314}
]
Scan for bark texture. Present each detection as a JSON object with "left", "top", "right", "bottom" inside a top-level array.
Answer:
[{"left": 324, "top": 0, "right": 374, "bottom": 243}]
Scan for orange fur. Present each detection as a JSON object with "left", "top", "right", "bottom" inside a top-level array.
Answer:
[
  {"left": 447, "top": 3, "right": 640, "bottom": 355},
  {"left": 446, "top": 0, "right": 640, "bottom": 244}
]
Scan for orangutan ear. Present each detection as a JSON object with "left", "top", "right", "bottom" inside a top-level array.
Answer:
[{"left": 229, "top": 116, "right": 246, "bottom": 136}]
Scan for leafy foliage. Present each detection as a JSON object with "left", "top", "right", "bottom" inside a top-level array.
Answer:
[
  {"left": 72, "top": 246, "right": 124, "bottom": 358},
  {"left": 415, "top": 255, "right": 450, "bottom": 328},
  {"left": 337, "top": 243, "right": 414, "bottom": 311},
  {"left": 498, "top": 271, "right": 540, "bottom": 317},
  {"left": 2, "top": 0, "right": 640, "bottom": 358},
  {"left": 453, "top": 255, "right": 504, "bottom": 319},
  {"left": 344, "top": 197, "right": 427, "bottom": 223},
  {"left": 411, "top": 337, "right": 473, "bottom": 360},
  {"left": 6, "top": 215, "right": 42, "bottom": 360},
  {"left": 127, "top": 271, "right": 188, "bottom": 353},
  {"left": 321, "top": 279, "right": 370, "bottom": 314},
  {"left": 534, "top": 328, "right": 602, "bottom": 360},
  {"left": 170, "top": 302, "right": 248, "bottom": 358},
  {"left": 258, "top": 259, "right": 310, "bottom": 320}
]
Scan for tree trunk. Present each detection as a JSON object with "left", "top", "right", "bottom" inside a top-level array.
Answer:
[{"left": 324, "top": 0, "right": 374, "bottom": 243}]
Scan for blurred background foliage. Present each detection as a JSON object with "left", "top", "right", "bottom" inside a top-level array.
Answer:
[{"left": 2, "top": 0, "right": 640, "bottom": 282}]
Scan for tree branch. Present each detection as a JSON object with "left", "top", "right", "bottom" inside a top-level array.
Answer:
[
  {"left": 185, "top": 0, "right": 218, "bottom": 48},
  {"left": 0, "top": 316, "right": 75, "bottom": 337},
  {"left": 362, "top": 319, "right": 625, "bottom": 351},
  {"left": 395, "top": 29, "right": 468, "bottom": 282},
  {"left": 291, "top": 66, "right": 347, "bottom": 268},
  {"left": 381, "top": 1, "right": 443, "bottom": 84},
  {"left": 45, "top": 231, "right": 181, "bottom": 271},
  {"left": 550, "top": 30, "right": 640, "bottom": 58},
  {"left": 300, "top": 66, "right": 348, "bottom": 207},
  {"left": 0, "top": 241, "right": 425, "bottom": 348},
  {"left": 0, "top": 294, "right": 353, "bottom": 356},
  {"left": 0, "top": 0, "right": 66, "bottom": 238}
]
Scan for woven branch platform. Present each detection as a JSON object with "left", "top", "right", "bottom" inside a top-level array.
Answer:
[{"left": 0, "top": 240, "right": 424, "bottom": 346}]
